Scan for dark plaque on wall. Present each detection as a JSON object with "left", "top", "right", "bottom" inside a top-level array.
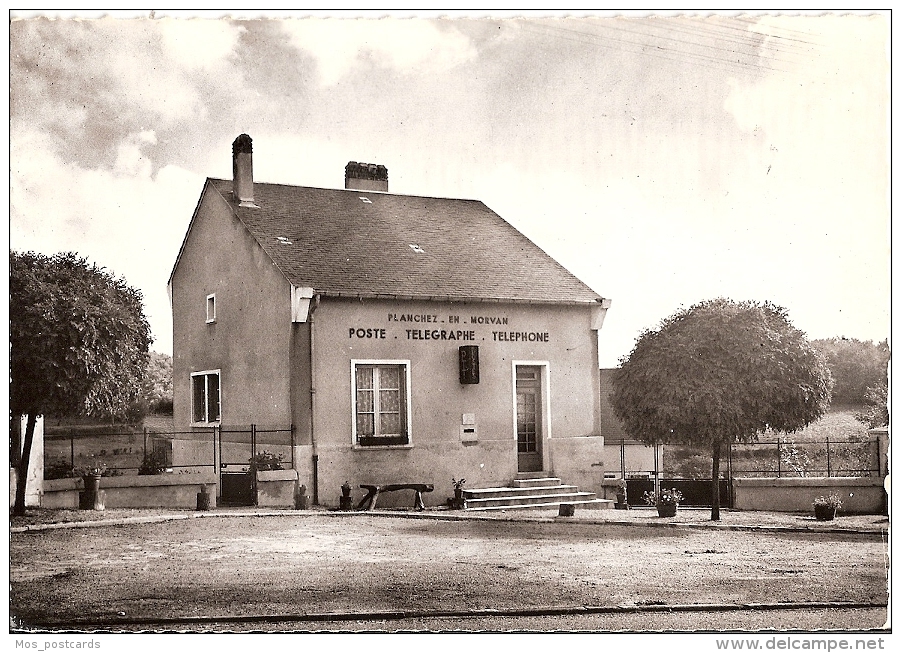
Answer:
[{"left": 459, "top": 345, "right": 480, "bottom": 384}]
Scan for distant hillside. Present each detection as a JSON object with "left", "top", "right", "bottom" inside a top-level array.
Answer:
[{"left": 775, "top": 406, "right": 870, "bottom": 443}]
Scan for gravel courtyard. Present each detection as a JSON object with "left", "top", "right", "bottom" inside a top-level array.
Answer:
[{"left": 10, "top": 509, "right": 889, "bottom": 632}]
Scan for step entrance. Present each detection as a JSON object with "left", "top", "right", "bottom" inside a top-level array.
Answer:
[{"left": 462, "top": 472, "right": 614, "bottom": 512}]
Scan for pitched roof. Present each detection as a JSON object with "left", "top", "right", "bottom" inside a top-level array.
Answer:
[{"left": 207, "top": 178, "right": 604, "bottom": 305}]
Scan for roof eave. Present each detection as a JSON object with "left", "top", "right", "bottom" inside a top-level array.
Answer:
[
  {"left": 168, "top": 178, "right": 216, "bottom": 289},
  {"left": 314, "top": 290, "right": 607, "bottom": 306}
]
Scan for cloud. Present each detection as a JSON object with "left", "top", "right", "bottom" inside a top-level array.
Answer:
[
  {"left": 10, "top": 18, "right": 247, "bottom": 169},
  {"left": 11, "top": 128, "right": 205, "bottom": 353},
  {"left": 158, "top": 17, "right": 245, "bottom": 69},
  {"left": 115, "top": 131, "right": 158, "bottom": 177},
  {"left": 279, "top": 18, "right": 477, "bottom": 85}
]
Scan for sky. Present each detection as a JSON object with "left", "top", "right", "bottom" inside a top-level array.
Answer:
[{"left": 8, "top": 10, "right": 890, "bottom": 368}]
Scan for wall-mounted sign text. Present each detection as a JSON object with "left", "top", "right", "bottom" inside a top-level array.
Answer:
[
  {"left": 407, "top": 329, "right": 476, "bottom": 341},
  {"left": 492, "top": 331, "right": 550, "bottom": 342},
  {"left": 349, "top": 328, "right": 387, "bottom": 339},
  {"left": 347, "top": 312, "right": 550, "bottom": 343},
  {"left": 387, "top": 313, "right": 509, "bottom": 326}
]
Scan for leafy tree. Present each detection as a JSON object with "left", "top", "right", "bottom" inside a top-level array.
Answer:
[
  {"left": 611, "top": 298, "right": 833, "bottom": 520},
  {"left": 142, "top": 351, "right": 173, "bottom": 415},
  {"left": 9, "top": 251, "right": 151, "bottom": 516},
  {"left": 811, "top": 337, "right": 889, "bottom": 405},
  {"left": 854, "top": 380, "right": 888, "bottom": 429}
]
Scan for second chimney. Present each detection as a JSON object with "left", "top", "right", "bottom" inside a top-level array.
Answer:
[
  {"left": 345, "top": 161, "right": 388, "bottom": 193},
  {"left": 232, "top": 134, "right": 255, "bottom": 206}
]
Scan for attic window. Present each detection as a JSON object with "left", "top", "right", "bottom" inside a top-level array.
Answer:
[
  {"left": 409, "top": 244, "right": 425, "bottom": 254},
  {"left": 206, "top": 294, "right": 216, "bottom": 323},
  {"left": 275, "top": 236, "right": 293, "bottom": 245},
  {"left": 359, "top": 197, "right": 372, "bottom": 204}
]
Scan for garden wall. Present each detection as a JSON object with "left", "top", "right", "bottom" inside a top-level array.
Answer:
[
  {"left": 732, "top": 476, "right": 886, "bottom": 514},
  {"left": 255, "top": 469, "right": 298, "bottom": 508},
  {"left": 42, "top": 472, "right": 218, "bottom": 510}
]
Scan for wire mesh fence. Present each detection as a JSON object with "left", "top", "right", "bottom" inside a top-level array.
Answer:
[{"left": 43, "top": 424, "right": 295, "bottom": 480}]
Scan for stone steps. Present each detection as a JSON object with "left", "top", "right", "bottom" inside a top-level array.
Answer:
[{"left": 461, "top": 473, "right": 614, "bottom": 512}]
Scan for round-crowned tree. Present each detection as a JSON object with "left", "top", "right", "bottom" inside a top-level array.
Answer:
[
  {"left": 610, "top": 298, "right": 833, "bottom": 520},
  {"left": 9, "top": 251, "right": 151, "bottom": 516}
]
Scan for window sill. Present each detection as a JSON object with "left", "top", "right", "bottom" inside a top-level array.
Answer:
[
  {"left": 352, "top": 443, "right": 413, "bottom": 451},
  {"left": 191, "top": 421, "right": 221, "bottom": 428}
]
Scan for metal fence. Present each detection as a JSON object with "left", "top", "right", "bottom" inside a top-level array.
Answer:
[
  {"left": 728, "top": 437, "right": 882, "bottom": 478},
  {"left": 613, "top": 435, "right": 883, "bottom": 508},
  {"left": 43, "top": 427, "right": 217, "bottom": 478},
  {"left": 43, "top": 424, "right": 296, "bottom": 483}
]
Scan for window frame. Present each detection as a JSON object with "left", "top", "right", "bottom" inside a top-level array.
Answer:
[
  {"left": 350, "top": 359, "right": 412, "bottom": 449},
  {"left": 206, "top": 293, "right": 217, "bottom": 324},
  {"left": 191, "top": 369, "right": 221, "bottom": 425}
]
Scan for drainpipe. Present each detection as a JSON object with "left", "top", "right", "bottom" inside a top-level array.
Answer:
[{"left": 309, "top": 294, "right": 320, "bottom": 504}]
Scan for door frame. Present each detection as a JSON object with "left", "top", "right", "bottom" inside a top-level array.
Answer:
[{"left": 511, "top": 360, "right": 551, "bottom": 472}]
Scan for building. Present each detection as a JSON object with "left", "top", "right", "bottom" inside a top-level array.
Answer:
[
  {"left": 169, "top": 134, "right": 613, "bottom": 508},
  {"left": 599, "top": 368, "right": 661, "bottom": 480}
]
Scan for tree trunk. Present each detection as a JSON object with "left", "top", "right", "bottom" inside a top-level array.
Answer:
[
  {"left": 711, "top": 440, "right": 722, "bottom": 521},
  {"left": 14, "top": 413, "right": 36, "bottom": 517}
]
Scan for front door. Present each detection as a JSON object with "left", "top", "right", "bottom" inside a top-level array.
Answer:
[{"left": 516, "top": 366, "right": 543, "bottom": 472}]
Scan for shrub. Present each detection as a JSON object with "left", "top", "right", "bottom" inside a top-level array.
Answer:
[
  {"left": 44, "top": 460, "right": 76, "bottom": 480},
  {"left": 139, "top": 450, "right": 169, "bottom": 475},
  {"left": 249, "top": 451, "right": 284, "bottom": 471}
]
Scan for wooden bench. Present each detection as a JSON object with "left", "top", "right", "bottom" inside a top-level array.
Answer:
[{"left": 356, "top": 483, "right": 434, "bottom": 511}]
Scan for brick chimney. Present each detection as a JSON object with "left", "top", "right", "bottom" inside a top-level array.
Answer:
[
  {"left": 345, "top": 161, "right": 388, "bottom": 193},
  {"left": 232, "top": 134, "right": 255, "bottom": 206}
]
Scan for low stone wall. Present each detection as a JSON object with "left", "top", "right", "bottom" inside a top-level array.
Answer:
[
  {"left": 255, "top": 469, "right": 298, "bottom": 508},
  {"left": 549, "top": 436, "right": 605, "bottom": 497},
  {"left": 42, "top": 472, "right": 218, "bottom": 510},
  {"left": 732, "top": 476, "right": 887, "bottom": 514}
]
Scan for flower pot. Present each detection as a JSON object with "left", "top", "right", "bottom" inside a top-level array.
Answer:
[
  {"left": 656, "top": 502, "right": 677, "bottom": 518},
  {"left": 814, "top": 504, "right": 837, "bottom": 521},
  {"left": 615, "top": 490, "right": 628, "bottom": 509}
]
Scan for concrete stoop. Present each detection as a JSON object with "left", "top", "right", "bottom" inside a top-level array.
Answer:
[{"left": 462, "top": 473, "right": 614, "bottom": 512}]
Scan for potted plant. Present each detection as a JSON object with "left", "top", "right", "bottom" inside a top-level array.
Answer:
[
  {"left": 249, "top": 451, "right": 285, "bottom": 472},
  {"left": 340, "top": 481, "right": 354, "bottom": 510},
  {"left": 449, "top": 478, "right": 466, "bottom": 510},
  {"left": 813, "top": 493, "right": 842, "bottom": 521},
  {"left": 75, "top": 461, "right": 107, "bottom": 510},
  {"left": 644, "top": 487, "right": 683, "bottom": 518}
]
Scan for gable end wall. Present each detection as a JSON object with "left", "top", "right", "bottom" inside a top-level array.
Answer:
[{"left": 171, "top": 188, "right": 293, "bottom": 430}]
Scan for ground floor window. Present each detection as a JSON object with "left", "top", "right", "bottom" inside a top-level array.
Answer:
[
  {"left": 352, "top": 361, "right": 410, "bottom": 447},
  {"left": 191, "top": 370, "right": 221, "bottom": 424}
]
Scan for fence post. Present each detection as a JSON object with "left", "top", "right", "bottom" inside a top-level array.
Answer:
[
  {"left": 826, "top": 436, "right": 831, "bottom": 477},
  {"left": 875, "top": 436, "right": 881, "bottom": 478},
  {"left": 290, "top": 424, "right": 296, "bottom": 469},
  {"left": 620, "top": 438, "right": 626, "bottom": 479},
  {"left": 776, "top": 438, "right": 781, "bottom": 478},
  {"left": 70, "top": 434, "right": 75, "bottom": 473},
  {"left": 217, "top": 425, "right": 223, "bottom": 475},
  {"left": 727, "top": 441, "right": 733, "bottom": 508},
  {"left": 143, "top": 427, "right": 148, "bottom": 463},
  {"left": 653, "top": 442, "right": 660, "bottom": 496}
]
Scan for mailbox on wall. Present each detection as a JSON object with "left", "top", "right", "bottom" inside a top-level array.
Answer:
[{"left": 459, "top": 345, "right": 480, "bottom": 384}]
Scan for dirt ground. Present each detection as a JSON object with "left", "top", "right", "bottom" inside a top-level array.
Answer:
[{"left": 9, "top": 508, "right": 889, "bottom": 633}]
